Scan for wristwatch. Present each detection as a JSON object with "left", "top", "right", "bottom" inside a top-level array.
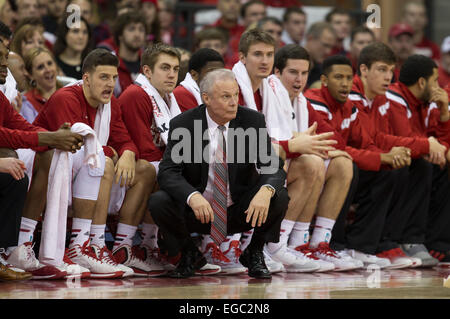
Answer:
[{"left": 262, "top": 185, "right": 275, "bottom": 197}]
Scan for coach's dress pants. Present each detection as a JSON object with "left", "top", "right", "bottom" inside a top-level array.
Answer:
[
  {"left": 0, "top": 173, "right": 28, "bottom": 248},
  {"left": 148, "top": 185, "right": 289, "bottom": 257}
]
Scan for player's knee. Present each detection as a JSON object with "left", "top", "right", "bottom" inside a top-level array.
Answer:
[
  {"left": 329, "top": 156, "right": 353, "bottom": 184},
  {"left": 290, "top": 155, "right": 325, "bottom": 183},
  {"left": 103, "top": 157, "right": 115, "bottom": 182},
  {"left": 135, "top": 160, "right": 156, "bottom": 184}
]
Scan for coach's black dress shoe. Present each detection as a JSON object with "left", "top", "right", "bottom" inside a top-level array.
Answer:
[
  {"left": 168, "top": 243, "right": 207, "bottom": 279},
  {"left": 239, "top": 247, "right": 272, "bottom": 279}
]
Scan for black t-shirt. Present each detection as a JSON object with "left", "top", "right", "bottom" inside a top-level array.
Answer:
[
  {"left": 55, "top": 56, "right": 82, "bottom": 80},
  {"left": 123, "top": 58, "right": 141, "bottom": 81}
]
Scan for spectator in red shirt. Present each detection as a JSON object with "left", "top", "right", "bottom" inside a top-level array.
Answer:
[
  {"left": 438, "top": 36, "right": 450, "bottom": 88},
  {"left": 21, "top": 47, "right": 60, "bottom": 123},
  {"left": 257, "top": 17, "right": 284, "bottom": 51},
  {"left": 388, "top": 23, "right": 415, "bottom": 82},
  {"left": 98, "top": 10, "right": 146, "bottom": 97},
  {"left": 402, "top": 1, "right": 441, "bottom": 61},
  {"left": 325, "top": 8, "right": 352, "bottom": 57},
  {"left": 281, "top": 7, "right": 307, "bottom": 46},
  {"left": 211, "top": 0, "right": 245, "bottom": 67},
  {"left": 193, "top": 27, "right": 230, "bottom": 68},
  {"left": 304, "top": 22, "right": 336, "bottom": 88},
  {"left": 347, "top": 26, "right": 375, "bottom": 74},
  {"left": 240, "top": 0, "right": 266, "bottom": 28},
  {"left": 158, "top": 0, "right": 175, "bottom": 45}
]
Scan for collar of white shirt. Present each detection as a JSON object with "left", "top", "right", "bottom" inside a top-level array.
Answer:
[{"left": 205, "top": 107, "right": 230, "bottom": 134}]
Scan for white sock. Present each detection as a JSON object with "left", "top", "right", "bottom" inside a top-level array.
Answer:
[
  {"left": 18, "top": 217, "right": 38, "bottom": 246},
  {"left": 140, "top": 223, "right": 159, "bottom": 249},
  {"left": 89, "top": 224, "right": 106, "bottom": 248},
  {"left": 70, "top": 218, "right": 92, "bottom": 247},
  {"left": 309, "top": 216, "right": 335, "bottom": 248},
  {"left": 267, "top": 219, "right": 295, "bottom": 253},
  {"left": 240, "top": 230, "right": 254, "bottom": 251},
  {"left": 288, "top": 222, "right": 311, "bottom": 248},
  {"left": 113, "top": 223, "right": 138, "bottom": 250}
]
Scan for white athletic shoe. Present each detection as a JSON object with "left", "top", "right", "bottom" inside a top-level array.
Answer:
[
  {"left": 291, "top": 243, "right": 335, "bottom": 272},
  {"left": 59, "top": 251, "right": 91, "bottom": 279},
  {"left": 335, "top": 250, "right": 364, "bottom": 269},
  {"left": 113, "top": 244, "right": 167, "bottom": 277},
  {"left": 376, "top": 248, "right": 413, "bottom": 269},
  {"left": 265, "top": 245, "right": 320, "bottom": 273},
  {"left": 67, "top": 241, "right": 124, "bottom": 279},
  {"left": 91, "top": 245, "right": 134, "bottom": 278},
  {"left": 204, "top": 243, "right": 246, "bottom": 275},
  {"left": 311, "top": 242, "right": 360, "bottom": 271},
  {"left": 262, "top": 250, "right": 284, "bottom": 274},
  {"left": 344, "top": 249, "right": 391, "bottom": 269},
  {"left": 7, "top": 242, "right": 67, "bottom": 279}
]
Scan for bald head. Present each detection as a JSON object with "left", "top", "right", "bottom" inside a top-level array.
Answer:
[{"left": 8, "top": 52, "right": 29, "bottom": 92}]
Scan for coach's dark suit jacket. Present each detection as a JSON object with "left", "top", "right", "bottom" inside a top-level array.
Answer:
[{"left": 157, "top": 104, "right": 286, "bottom": 205}]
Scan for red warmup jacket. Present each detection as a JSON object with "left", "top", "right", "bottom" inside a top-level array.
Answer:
[
  {"left": 0, "top": 91, "right": 46, "bottom": 150},
  {"left": 350, "top": 75, "right": 429, "bottom": 158},
  {"left": 119, "top": 84, "right": 166, "bottom": 162},
  {"left": 305, "top": 86, "right": 385, "bottom": 171},
  {"left": 33, "top": 85, "right": 138, "bottom": 159},
  {"left": 386, "top": 82, "right": 450, "bottom": 149},
  {"left": 173, "top": 85, "right": 199, "bottom": 112},
  {"left": 238, "top": 85, "right": 345, "bottom": 158}
]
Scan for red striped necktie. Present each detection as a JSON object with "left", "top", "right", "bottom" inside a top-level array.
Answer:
[{"left": 210, "top": 125, "right": 228, "bottom": 245}]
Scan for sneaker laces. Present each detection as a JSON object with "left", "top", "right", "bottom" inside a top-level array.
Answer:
[
  {"left": 24, "top": 243, "right": 40, "bottom": 267},
  {"left": 98, "top": 246, "right": 119, "bottom": 266},
  {"left": 312, "top": 243, "right": 338, "bottom": 258},
  {"left": 80, "top": 241, "right": 101, "bottom": 262},
  {"left": 206, "top": 243, "right": 230, "bottom": 263},
  {"left": 295, "top": 244, "right": 319, "bottom": 260}
]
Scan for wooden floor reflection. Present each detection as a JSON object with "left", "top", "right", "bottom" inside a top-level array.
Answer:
[{"left": 1, "top": 266, "right": 450, "bottom": 299}]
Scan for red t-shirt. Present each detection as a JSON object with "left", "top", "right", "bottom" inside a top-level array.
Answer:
[
  {"left": 33, "top": 85, "right": 138, "bottom": 158},
  {"left": 24, "top": 89, "right": 47, "bottom": 114}
]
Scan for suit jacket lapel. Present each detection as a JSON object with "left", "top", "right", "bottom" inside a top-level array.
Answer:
[{"left": 199, "top": 105, "right": 209, "bottom": 188}]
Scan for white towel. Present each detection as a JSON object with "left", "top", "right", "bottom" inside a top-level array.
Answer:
[
  {"left": 180, "top": 72, "right": 202, "bottom": 105},
  {"left": 232, "top": 61, "right": 292, "bottom": 141},
  {"left": 39, "top": 123, "right": 102, "bottom": 267},
  {"left": 267, "top": 74, "right": 309, "bottom": 133},
  {"left": 135, "top": 73, "right": 181, "bottom": 145}
]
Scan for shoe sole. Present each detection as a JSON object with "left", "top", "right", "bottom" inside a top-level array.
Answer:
[
  {"left": 195, "top": 269, "right": 221, "bottom": 276},
  {"left": 90, "top": 271, "right": 124, "bottom": 279},
  {"left": 147, "top": 270, "right": 168, "bottom": 277},
  {"left": 31, "top": 273, "right": 67, "bottom": 280},
  {"left": 219, "top": 268, "right": 247, "bottom": 275},
  {"left": 285, "top": 265, "right": 321, "bottom": 273}
]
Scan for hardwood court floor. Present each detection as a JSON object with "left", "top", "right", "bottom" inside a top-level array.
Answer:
[{"left": 1, "top": 266, "right": 450, "bottom": 299}]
